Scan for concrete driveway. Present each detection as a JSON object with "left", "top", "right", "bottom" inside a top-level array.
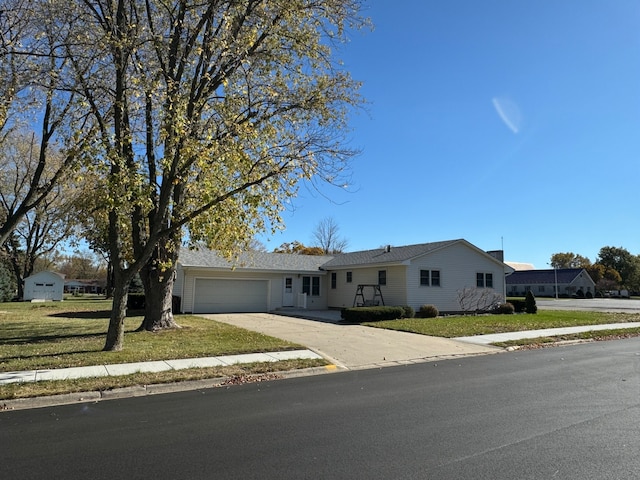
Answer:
[{"left": 204, "top": 312, "right": 500, "bottom": 370}]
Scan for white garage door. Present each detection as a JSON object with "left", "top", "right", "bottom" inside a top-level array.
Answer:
[{"left": 193, "top": 278, "right": 269, "bottom": 313}]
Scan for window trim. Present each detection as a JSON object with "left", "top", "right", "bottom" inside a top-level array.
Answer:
[
  {"left": 476, "top": 272, "right": 494, "bottom": 289},
  {"left": 420, "top": 269, "right": 441, "bottom": 287},
  {"left": 302, "top": 276, "right": 321, "bottom": 296},
  {"left": 378, "top": 270, "right": 387, "bottom": 286}
]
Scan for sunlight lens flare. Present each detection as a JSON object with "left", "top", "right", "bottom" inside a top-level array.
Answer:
[{"left": 492, "top": 96, "right": 522, "bottom": 134}]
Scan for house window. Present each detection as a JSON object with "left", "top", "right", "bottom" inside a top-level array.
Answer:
[
  {"left": 378, "top": 270, "right": 387, "bottom": 286},
  {"left": 420, "top": 269, "right": 441, "bottom": 286},
  {"left": 346, "top": 271, "right": 352, "bottom": 283},
  {"left": 477, "top": 273, "right": 494, "bottom": 288},
  {"left": 538, "top": 285, "right": 545, "bottom": 293},
  {"left": 331, "top": 272, "right": 337, "bottom": 289},
  {"left": 302, "top": 276, "right": 320, "bottom": 296}
]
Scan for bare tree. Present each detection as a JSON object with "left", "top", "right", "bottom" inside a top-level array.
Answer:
[
  {"left": 0, "top": 130, "right": 87, "bottom": 298},
  {"left": 457, "top": 287, "right": 502, "bottom": 314},
  {"left": 312, "top": 217, "right": 349, "bottom": 254},
  {"left": 0, "top": 1, "right": 94, "bottom": 245}
]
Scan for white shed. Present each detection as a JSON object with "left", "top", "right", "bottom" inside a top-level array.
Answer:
[{"left": 23, "top": 271, "right": 65, "bottom": 302}]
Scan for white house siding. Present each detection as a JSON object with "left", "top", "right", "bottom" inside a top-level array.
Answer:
[
  {"left": 405, "top": 242, "right": 506, "bottom": 312},
  {"left": 177, "top": 267, "right": 328, "bottom": 313},
  {"left": 23, "top": 271, "right": 64, "bottom": 301},
  {"left": 327, "top": 265, "right": 407, "bottom": 308}
]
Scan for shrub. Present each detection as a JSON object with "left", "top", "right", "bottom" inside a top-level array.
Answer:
[
  {"left": 401, "top": 305, "right": 415, "bottom": 318},
  {"left": 507, "top": 299, "right": 526, "bottom": 313},
  {"left": 340, "top": 306, "right": 405, "bottom": 323},
  {"left": 525, "top": 291, "right": 537, "bottom": 314},
  {"left": 418, "top": 304, "right": 439, "bottom": 318},
  {"left": 127, "top": 293, "right": 146, "bottom": 310},
  {"left": 494, "top": 302, "right": 515, "bottom": 315},
  {"left": 585, "top": 291, "right": 593, "bottom": 299}
]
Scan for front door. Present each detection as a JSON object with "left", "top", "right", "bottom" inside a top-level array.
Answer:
[{"left": 283, "top": 276, "right": 294, "bottom": 307}]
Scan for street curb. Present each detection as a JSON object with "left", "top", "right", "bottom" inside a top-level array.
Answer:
[{"left": 0, "top": 365, "right": 342, "bottom": 412}]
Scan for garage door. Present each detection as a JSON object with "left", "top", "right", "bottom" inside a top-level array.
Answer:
[{"left": 193, "top": 278, "right": 269, "bottom": 313}]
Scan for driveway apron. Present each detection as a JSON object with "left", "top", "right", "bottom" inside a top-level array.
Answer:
[{"left": 204, "top": 313, "right": 500, "bottom": 370}]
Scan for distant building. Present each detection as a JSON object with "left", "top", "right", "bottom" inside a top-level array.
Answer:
[
  {"left": 506, "top": 268, "right": 595, "bottom": 298},
  {"left": 505, "top": 261, "right": 535, "bottom": 271},
  {"left": 64, "top": 279, "right": 105, "bottom": 295}
]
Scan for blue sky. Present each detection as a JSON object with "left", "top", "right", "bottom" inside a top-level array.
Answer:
[{"left": 259, "top": 0, "right": 640, "bottom": 268}]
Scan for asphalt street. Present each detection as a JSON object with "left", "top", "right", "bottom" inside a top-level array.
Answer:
[
  {"left": 2, "top": 337, "right": 640, "bottom": 479},
  {"left": 537, "top": 297, "right": 640, "bottom": 313}
]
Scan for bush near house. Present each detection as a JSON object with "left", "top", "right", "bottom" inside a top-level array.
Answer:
[
  {"left": 341, "top": 306, "right": 405, "bottom": 323},
  {"left": 401, "top": 306, "right": 415, "bottom": 318},
  {"left": 493, "top": 302, "right": 515, "bottom": 315},
  {"left": 417, "top": 304, "right": 439, "bottom": 318},
  {"left": 506, "top": 298, "right": 526, "bottom": 313}
]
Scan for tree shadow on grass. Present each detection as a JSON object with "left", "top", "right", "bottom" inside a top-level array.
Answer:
[
  {"left": 0, "top": 329, "right": 139, "bottom": 346},
  {"left": 0, "top": 348, "right": 102, "bottom": 363},
  {"left": 48, "top": 310, "right": 113, "bottom": 319},
  {"left": 48, "top": 309, "right": 145, "bottom": 320}
]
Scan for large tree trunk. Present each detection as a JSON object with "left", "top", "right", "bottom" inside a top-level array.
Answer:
[
  {"left": 103, "top": 268, "right": 130, "bottom": 351},
  {"left": 137, "top": 240, "right": 181, "bottom": 332},
  {"left": 105, "top": 260, "right": 114, "bottom": 299}
]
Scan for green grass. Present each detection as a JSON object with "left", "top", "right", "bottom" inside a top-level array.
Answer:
[
  {"left": 363, "top": 310, "right": 640, "bottom": 338},
  {"left": 0, "top": 296, "right": 328, "bottom": 399},
  {"left": 491, "top": 327, "right": 640, "bottom": 348}
]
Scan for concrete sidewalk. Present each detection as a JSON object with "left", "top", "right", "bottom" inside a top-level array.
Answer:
[
  {"left": 0, "top": 349, "right": 323, "bottom": 385},
  {"left": 454, "top": 322, "right": 640, "bottom": 345}
]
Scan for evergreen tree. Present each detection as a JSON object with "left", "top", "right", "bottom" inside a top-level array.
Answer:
[{"left": 525, "top": 290, "right": 537, "bottom": 314}]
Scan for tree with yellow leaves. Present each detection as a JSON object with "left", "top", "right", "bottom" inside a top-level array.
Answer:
[{"left": 52, "top": 0, "right": 367, "bottom": 350}]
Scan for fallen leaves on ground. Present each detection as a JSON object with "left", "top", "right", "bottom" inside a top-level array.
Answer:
[{"left": 217, "top": 373, "right": 282, "bottom": 387}]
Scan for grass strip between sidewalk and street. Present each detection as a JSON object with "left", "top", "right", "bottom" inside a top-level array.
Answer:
[{"left": 363, "top": 310, "right": 640, "bottom": 338}]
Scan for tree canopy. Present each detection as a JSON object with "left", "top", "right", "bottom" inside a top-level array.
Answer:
[
  {"left": 273, "top": 241, "right": 325, "bottom": 255},
  {"left": 550, "top": 246, "right": 640, "bottom": 292},
  {"left": 549, "top": 252, "right": 591, "bottom": 269},
  {"left": 21, "top": 0, "right": 367, "bottom": 350},
  {"left": 0, "top": 1, "right": 93, "bottom": 245}
]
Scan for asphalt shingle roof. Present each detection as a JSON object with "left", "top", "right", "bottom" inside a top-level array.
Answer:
[
  {"left": 178, "top": 248, "right": 333, "bottom": 273},
  {"left": 321, "top": 240, "right": 462, "bottom": 268},
  {"left": 179, "top": 239, "right": 506, "bottom": 273}
]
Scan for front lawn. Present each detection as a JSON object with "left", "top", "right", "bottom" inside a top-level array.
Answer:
[
  {"left": 0, "top": 297, "right": 326, "bottom": 400},
  {"left": 363, "top": 310, "right": 640, "bottom": 338}
]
